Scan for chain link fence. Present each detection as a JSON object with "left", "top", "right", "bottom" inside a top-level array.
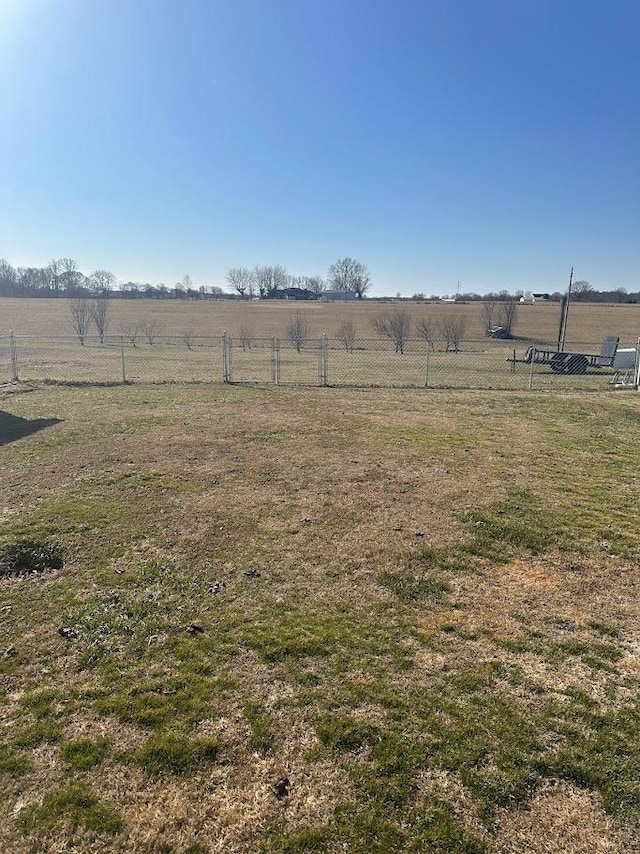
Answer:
[
  {"left": 3, "top": 332, "right": 639, "bottom": 391},
  {"left": 2, "top": 334, "right": 223, "bottom": 385}
]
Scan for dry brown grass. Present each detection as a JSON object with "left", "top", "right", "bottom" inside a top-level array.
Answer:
[
  {"left": 2, "top": 296, "right": 640, "bottom": 347},
  {"left": 0, "top": 382, "right": 638, "bottom": 852},
  {"left": 492, "top": 781, "right": 638, "bottom": 854}
]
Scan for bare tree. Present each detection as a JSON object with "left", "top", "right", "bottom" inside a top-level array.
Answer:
[
  {"left": 498, "top": 301, "right": 519, "bottom": 337},
  {"left": 90, "top": 294, "right": 111, "bottom": 344},
  {"left": 440, "top": 315, "right": 466, "bottom": 352},
  {"left": 239, "top": 326, "right": 254, "bottom": 351},
  {"left": 254, "top": 265, "right": 288, "bottom": 298},
  {"left": 91, "top": 270, "right": 115, "bottom": 293},
  {"left": 183, "top": 330, "right": 195, "bottom": 350},
  {"left": 226, "top": 267, "right": 254, "bottom": 299},
  {"left": 327, "top": 257, "right": 371, "bottom": 299},
  {"left": 416, "top": 315, "right": 436, "bottom": 351},
  {"left": 373, "top": 310, "right": 411, "bottom": 354},
  {"left": 0, "top": 259, "right": 17, "bottom": 295},
  {"left": 120, "top": 323, "right": 139, "bottom": 347},
  {"left": 47, "top": 259, "right": 62, "bottom": 293},
  {"left": 286, "top": 312, "right": 311, "bottom": 353},
  {"left": 572, "top": 280, "right": 592, "bottom": 301},
  {"left": 141, "top": 320, "right": 160, "bottom": 344},
  {"left": 60, "top": 258, "right": 82, "bottom": 294},
  {"left": 16, "top": 267, "right": 47, "bottom": 294},
  {"left": 68, "top": 298, "right": 90, "bottom": 345},
  {"left": 482, "top": 300, "right": 497, "bottom": 335},
  {"left": 336, "top": 318, "right": 357, "bottom": 353}
]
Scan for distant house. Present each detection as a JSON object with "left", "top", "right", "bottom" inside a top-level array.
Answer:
[
  {"left": 322, "top": 290, "right": 357, "bottom": 301},
  {"left": 267, "top": 287, "right": 317, "bottom": 300},
  {"left": 520, "top": 293, "right": 551, "bottom": 304}
]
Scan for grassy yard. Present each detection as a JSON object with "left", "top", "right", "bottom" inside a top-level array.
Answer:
[{"left": 0, "top": 382, "right": 638, "bottom": 852}]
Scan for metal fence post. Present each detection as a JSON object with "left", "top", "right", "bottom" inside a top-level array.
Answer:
[
  {"left": 271, "top": 338, "right": 282, "bottom": 385},
  {"left": 222, "top": 332, "right": 227, "bottom": 382},
  {"left": 528, "top": 346, "right": 535, "bottom": 391},
  {"left": 635, "top": 337, "right": 640, "bottom": 390},
  {"left": 222, "top": 332, "right": 229, "bottom": 382},
  {"left": 424, "top": 344, "right": 430, "bottom": 388},
  {"left": 9, "top": 331, "right": 19, "bottom": 382},
  {"left": 319, "top": 334, "right": 328, "bottom": 386},
  {"left": 271, "top": 338, "right": 276, "bottom": 384},
  {"left": 120, "top": 336, "right": 127, "bottom": 384},
  {"left": 324, "top": 333, "right": 329, "bottom": 386}
]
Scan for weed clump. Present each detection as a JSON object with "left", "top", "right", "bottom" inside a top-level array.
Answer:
[{"left": 0, "top": 538, "right": 64, "bottom": 574}]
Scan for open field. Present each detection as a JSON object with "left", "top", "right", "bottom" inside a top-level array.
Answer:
[
  {"left": 3, "top": 298, "right": 639, "bottom": 391},
  {"left": 2, "top": 297, "right": 640, "bottom": 349},
  {"left": 0, "top": 382, "right": 638, "bottom": 852}
]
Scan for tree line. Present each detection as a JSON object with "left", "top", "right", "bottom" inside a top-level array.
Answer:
[
  {"left": 412, "top": 283, "right": 637, "bottom": 303},
  {"left": 2, "top": 256, "right": 635, "bottom": 303},
  {"left": 0, "top": 259, "right": 227, "bottom": 300},
  {"left": 225, "top": 257, "right": 371, "bottom": 299},
  {"left": 0, "top": 256, "right": 372, "bottom": 300}
]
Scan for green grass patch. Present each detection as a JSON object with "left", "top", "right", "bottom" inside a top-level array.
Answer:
[
  {"left": 14, "top": 721, "right": 63, "bottom": 748},
  {"left": 379, "top": 570, "right": 450, "bottom": 604},
  {"left": 244, "top": 701, "right": 276, "bottom": 755},
  {"left": 312, "top": 724, "right": 489, "bottom": 852},
  {"left": 241, "top": 605, "right": 411, "bottom": 671},
  {"left": 543, "top": 703, "right": 640, "bottom": 819},
  {"left": 316, "top": 715, "right": 379, "bottom": 753},
  {"left": 462, "top": 492, "right": 561, "bottom": 558},
  {"left": 408, "top": 493, "right": 566, "bottom": 578},
  {"left": 0, "top": 744, "right": 32, "bottom": 776},
  {"left": 256, "top": 823, "right": 331, "bottom": 854},
  {"left": 104, "top": 469, "right": 194, "bottom": 494},
  {"left": 5, "top": 496, "right": 126, "bottom": 539},
  {"left": 449, "top": 660, "right": 509, "bottom": 693},
  {"left": 331, "top": 792, "right": 487, "bottom": 854},
  {"left": 587, "top": 619, "right": 621, "bottom": 638},
  {"left": 312, "top": 675, "right": 569, "bottom": 826},
  {"left": 16, "top": 783, "right": 123, "bottom": 836},
  {"left": 125, "top": 732, "right": 220, "bottom": 776},
  {"left": 60, "top": 737, "right": 110, "bottom": 771},
  {"left": 94, "top": 674, "right": 230, "bottom": 730},
  {"left": 20, "top": 689, "right": 60, "bottom": 719}
]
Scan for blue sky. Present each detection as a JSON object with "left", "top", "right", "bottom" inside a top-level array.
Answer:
[{"left": 1, "top": 0, "right": 638, "bottom": 296}]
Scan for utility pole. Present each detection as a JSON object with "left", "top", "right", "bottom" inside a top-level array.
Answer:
[{"left": 557, "top": 266, "right": 573, "bottom": 352}]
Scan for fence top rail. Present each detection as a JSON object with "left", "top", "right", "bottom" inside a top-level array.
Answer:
[
  {"left": 6, "top": 333, "right": 224, "bottom": 342},
  {"left": 7, "top": 332, "right": 636, "bottom": 348}
]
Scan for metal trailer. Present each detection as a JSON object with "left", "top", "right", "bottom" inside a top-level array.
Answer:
[{"left": 513, "top": 335, "right": 620, "bottom": 375}]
